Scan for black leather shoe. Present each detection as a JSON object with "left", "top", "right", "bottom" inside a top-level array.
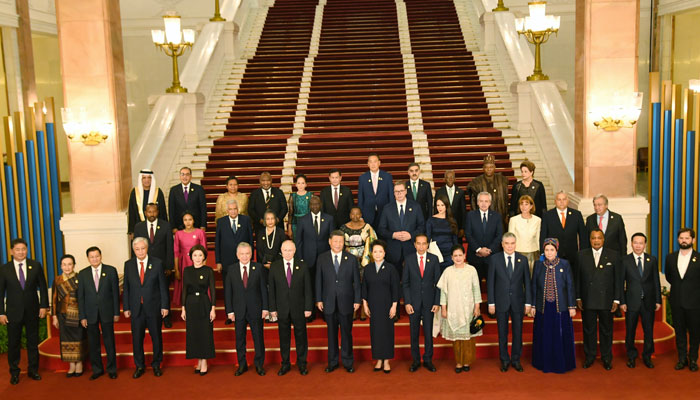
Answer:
[
  {"left": 74, "top": 371, "right": 84, "bottom": 378},
  {"left": 423, "top": 362, "right": 437, "bottom": 372},
  {"left": 10, "top": 375, "right": 19, "bottom": 385},
  {"left": 345, "top": 365, "right": 355, "bottom": 373},
  {"left": 153, "top": 367, "right": 163, "bottom": 377},
  {"left": 603, "top": 361, "right": 613, "bottom": 370},
  {"left": 194, "top": 369, "right": 200, "bottom": 374},
  {"left": 462, "top": 365, "right": 471, "bottom": 372},
  {"left": 614, "top": 309, "right": 622, "bottom": 318},
  {"left": 234, "top": 365, "right": 248, "bottom": 376},
  {"left": 89, "top": 372, "right": 103, "bottom": 381},
  {"left": 500, "top": 361, "right": 510, "bottom": 372},
  {"left": 643, "top": 358, "right": 654, "bottom": 369},
  {"left": 108, "top": 373, "right": 117, "bottom": 379},
  {"left": 256, "top": 366, "right": 266, "bottom": 376},
  {"left": 583, "top": 359, "right": 594, "bottom": 369},
  {"left": 373, "top": 366, "right": 382, "bottom": 372},
  {"left": 454, "top": 367, "right": 463, "bottom": 373},
  {"left": 277, "top": 365, "right": 290, "bottom": 376},
  {"left": 27, "top": 372, "right": 41, "bottom": 381},
  {"left": 626, "top": 359, "right": 636, "bottom": 368},
  {"left": 512, "top": 362, "right": 524, "bottom": 372},
  {"left": 383, "top": 368, "right": 391, "bottom": 374},
  {"left": 299, "top": 366, "right": 308, "bottom": 376},
  {"left": 163, "top": 315, "right": 173, "bottom": 328},
  {"left": 324, "top": 364, "right": 338, "bottom": 373},
  {"left": 133, "top": 368, "right": 145, "bottom": 379},
  {"left": 690, "top": 361, "right": 699, "bottom": 372},
  {"left": 675, "top": 360, "right": 687, "bottom": 370},
  {"left": 66, "top": 372, "right": 75, "bottom": 378},
  {"left": 409, "top": 361, "right": 421, "bottom": 372},
  {"left": 199, "top": 370, "right": 208, "bottom": 376}
]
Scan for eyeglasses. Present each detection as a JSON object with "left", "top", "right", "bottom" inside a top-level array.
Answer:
[{"left": 394, "top": 189, "right": 406, "bottom": 193}]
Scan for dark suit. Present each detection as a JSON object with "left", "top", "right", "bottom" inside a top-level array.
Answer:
[
  {"left": 268, "top": 258, "right": 313, "bottom": 367},
  {"left": 133, "top": 219, "right": 174, "bottom": 270},
  {"left": 248, "top": 186, "right": 288, "bottom": 232},
  {"left": 357, "top": 170, "right": 394, "bottom": 227},
  {"left": 434, "top": 185, "right": 466, "bottom": 232},
  {"left": 407, "top": 179, "right": 433, "bottom": 221},
  {"left": 78, "top": 264, "right": 120, "bottom": 375},
  {"left": 621, "top": 253, "right": 661, "bottom": 360},
  {"left": 295, "top": 212, "right": 334, "bottom": 270},
  {"left": 576, "top": 248, "right": 622, "bottom": 363},
  {"left": 540, "top": 208, "right": 587, "bottom": 264},
  {"left": 487, "top": 252, "right": 532, "bottom": 363},
  {"left": 315, "top": 250, "right": 361, "bottom": 368},
  {"left": 464, "top": 209, "right": 503, "bottom": 282},
  {"left": 0, "top": 259, "right": 48, "bottom": 376},
  {"left": 123, "top": 257, "right": 169, "bottom": 369},
  {"left": 320, "top": 185, "right": 354, "bottom": 228},
  {"left": 215, "top": 214, "right": 253, "bottom": 283},
  {"left": 378, "top": 200, "right": 426, "bottom": 274},
  {"left": 402, "top": 252, "right": 441, "bottom": 363},
  {"left": 168, "top": 182, "right": 207, "bottom": 229},
  {"left": 585, "top": 211, "right": 628, "bottom": 256},
  {"left": 225, "top": 262, "right": 268, "bottom": 368},
  {"left": 127, "top": 187, "right": 168, "bottom": 234},
  {"left": 665, "top": 250, "right": 700, "bottom": 363}
]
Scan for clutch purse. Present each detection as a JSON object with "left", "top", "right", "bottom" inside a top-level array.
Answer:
[
  {"left": 428, "top": 240, "right": 444, "bottom": 263},
  {"left": 470, "top": 315, "right": 485, "bottom": 334}
]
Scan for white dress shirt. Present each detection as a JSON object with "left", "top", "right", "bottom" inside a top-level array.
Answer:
[
  {"left": 13, "top": 259, "right": 27, "bottom": 282},
  {"left": 229, "top": 216, "right": 238, "bottom": 230},
  {"left": 311, "top": 211, "right": 322, "bottom": 234},
  {"left": 678, "top": 251, "right": 692, "bottom": 279},
  {"left": 446, "top": 185, "right": 455, "bottom": 204},
  {"left": 240, "top": 263, "right": 250, "bottom": 279},
  {"left": 596, "top": 210, "right": 609, "bottom": 232},
  {"left": 397, "top": 200, "right": 407, "bottom": 215},
  {"left": 557, "top": 208, "right": 568, "bottom": 224}
]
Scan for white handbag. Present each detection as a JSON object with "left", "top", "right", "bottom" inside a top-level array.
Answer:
[{"left": 428, "top": 240, "right": 444, "bottom": 263}]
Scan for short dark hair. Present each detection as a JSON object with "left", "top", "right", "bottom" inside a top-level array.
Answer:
[
  {"left": 10, "top": 238, "right": 27, "bottom": 249},
  {"left": 60, "top": 254, "right": 76, "bottom": 265},
  {"left": 450, "top": 244, "right": 465, "bottom": 254},
  {"left": 370, "top": 239, "right": 387, "bottom": 252},
  {"left": 295, "top": 174, "right": 307, "bottom": 183},
  {"left": 145, "top": 202, "right": 159, "bottom": 210},
  {"left": 330, "top": 230, "right": 345, "bottom": 240},
  {"left": 589, "top": 228, "right": 605, "bottom": 239},
  {"left": 189, "top": 244, "right": 208, "bottom": 260},
  {"left": 631, "top": 232, "right": 647, "bottom": 243},
  {"left": 414, "top": 233, "right": 429, "bottom": 243},
  {"left": 181, "top": 211, "right": 195, "bottom": 222},
  {"left": 329, "top": 169, "right": 341, "bottom": 176},
  {"left": 180, "top": 166, "right": 192, "bottom": 174},
  {"left": 368, "top": 153, "right": 380, "bottom": 161},
  {"left": 408, "top": 162, "right": 419, "bottom": 169},
  {"left": 226, "top": 175, "right": 238, "bottom": 184},
  {"left": 678, "top": 228, "right": 696, "bottom": 239},
  {"left": 86, "top": 246, "right": 101, "bottom": 257}
]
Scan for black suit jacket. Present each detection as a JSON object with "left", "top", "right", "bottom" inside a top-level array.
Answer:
[
  {"left": 407, "top": 179, "right": 433, "bottom": 221},
  {"left": 0, "top": 259, "right": 48, "bottom": 321},
  {"left": 378, "top": 199, "right": 426, "bottom": 260},
  {"left": 464, "top": 209, "right": 503, "bottom": 266},
  {"left": 320, "top": 185, "right": 354, "bottom": 228},
  {"left": 540, "top": 208, "right": 587, "bottom": 261},
  {"left": 168, "top": 182, "right": 207, "bottom": 229},
  {"left": 268, "top": 258, "right": 313, "bottom": 319},
  {"left": 295, "top": 212, "right": 334, "bottom": 269},
  {"left": 248, "top": 186, "right": 288, "bottom": 232},
  {"left": 434, "top": 185, "right": 466, "bottom": 231},
  {"left": 576, "top": 248, "right": 622, "bottom": 310},
  {"left": 225, "top": 262, "right": 269, "bottom": 318},
  {"left": 585, "top": 211, "right": 627, "bottom": 256},
  {"left": 315, "top": 251, "right": 361, "bottom": 314},
  {"left": 128, "top": 188, "right": 168, "bottom": 234},
  {"left": 402, "top": 252, "right": 441, "bottom": 311},
  {"left": 487, "top": 252, "right": 532, "bottom": 312},
  {"left": 78, "top": 264, "right": 120, "bottom": 324},
  {"left": 133, "top": 218, "right": 174, "bottom": 270},
  {"left": 122, "top": 257, "right": 169, "bottom": 318},
  {"left": 620, "top": 253, "right": 661, "bottom": 312},
  {"left": 215, "top": 214, "right": 253, "bottom": 267},
  {"left": 665, "top": 250, "right": 700, "bottom": 310}
]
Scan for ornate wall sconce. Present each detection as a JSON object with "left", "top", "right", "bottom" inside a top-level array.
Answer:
[
  {"left": 151, "top": 13, "right": 196, "bottom": 93},
  {"left": 515, "top": 2, "right": 560, "bottom": 81},
  {"left": 590, "top": 92, "right": 644, "bottom": 131},
  {"left": 60, "top": 107, "right": 112, "bottom": 146}
]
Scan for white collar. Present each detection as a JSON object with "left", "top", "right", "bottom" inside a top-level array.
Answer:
[
  {"left": 592, "top": 247, "right": 602, "bottom": 255},
  {"left": 182, "top": 183, "right": 189, "bottom": 190},
  {"left": 410, "top": 179, "right": 419, "bottom": 185},
  {"left": 397, "top": 199, "right": 407, "bottom": 208},
  {"left": 633, "top": 252, "right": 644, "bottom": 259},
  {"left": 311, "top": 211, "right": 321, "bottom": 218},
  {"left": 417, "top": 252, "right": 427, "bottom": 260},
  {"left": 240, "top": 263, "right": 250, "bottom": 270},
  {"left": 283, "top": 258, "right": 294, "bottom": 265},
  {"left": 13, "top": 259, "right": 27, "bottom": 267},
  {"left": 504, "top": 252, "right": 515, "bottom": 259},
  {"left": 137, "top": 256, "right": 148, "bottom": 266},
  {"left": 557, "top": 207, "right": 567, "bottom": 214},
  {"left": 331, "top": 250, "right": 343, "bottom": 259},
  {"left": 331, "top": 184, "right": 340, "bottom": 190},
  {"left": 597, "top": 210, "right": 609, "bottom": 219},
  {"left": 229, "top": 215, "right": 238, "bottom": 222}
]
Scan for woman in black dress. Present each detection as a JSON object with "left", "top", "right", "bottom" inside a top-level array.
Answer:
[
  {"left": 256, "top": 210, "right": 286, "bottom": 322},
  {"left": 362, "top": 240, "right": 400, "bottom": 373},
  {"left": 181, "top": 244, "right": 216, "bottom": 375},
  {"left": 426, "top": 195, "right": 460, "bottom": 272},
  {"left": 509, "top": 160, "right": 547, "bottom": 218}
]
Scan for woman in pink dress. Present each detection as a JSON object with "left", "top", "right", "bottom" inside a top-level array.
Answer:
[{"left": 173, "top": 212, "right": 207, "bottom": 307}]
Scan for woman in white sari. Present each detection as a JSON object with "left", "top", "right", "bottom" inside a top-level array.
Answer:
[{"left": 437, "top": 245, "right": 482, "bottom": 373}]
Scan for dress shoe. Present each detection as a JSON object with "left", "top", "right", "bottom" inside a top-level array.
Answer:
[
  {"left": 256, "top": 366, "right": 266, "bottom": 376},
  {"left": 199, "top": 370, "right": 208, "bottom": 376},
  {"left": 409, "top": 361, "right": 421, "bottom": 372},
  {"left": 89, "top": 372, "right": 103, "bottom": 381},
  {"left": 324, "top": 364, "right": 338, "bottom": 373},
  {"left": 462, "top": 366, "right": 471, "bottom": 372},
  {"left": 626, "top": 359, "right": 636, "bottom": 368},
  {"left": 133, "top": 368, "right": 145, "bottom": 379},
  {"left": 225, "top": 319, "right": 234, "bottom": 325},
  {"left": 66, "top": 372, "right": 75, "bottom": 378},
  {"left": 643, "top": 358, "right": 654, "bottom": 369},
  {"left": 373, "top": 366, "right": 382, "bottom": 372},
  {"left": 500, "top": 361, "right": 509, "bottom": 372},
  {"left": 10, "top": 375, "right": 19, "bottom": 385},
  {"left": 512, "top": 362, "right": 524, "bottom": 372},
  {"left": 454, "top": 367, "right": 463, "bottom": 374},
  {"left": 194, "top": 369, "right": 200, "bottom": 374},
  {"left": 345, "top": 365, "right": 355, "bottom": 373},
  {"left": 153, "top": 367, "right": 163, "bottom": 377},
  {"left": 675, "top": 360, "right": 687, "bottom": 370},
  {"left": 163, "top": 315, "right": 173, "bottom": 328},
  {"left": 235, "top": 365, "right": 248, "bottom": 376},
  {"left": 690, "top": 361, "right": 699, "bottom": 372},
  {"left": 423, "top": 362, "right": 437, "bottom": 372},
  {"left": 582, "top": 359, "right": 594, "bottom": 369},
  {"left": 603, "top": 360, "right": 613, "bottom": 370},
  {"left": 383, "top": 368, "right": 391, "bottom": 374},
  {"left": 74, "top": 371, "right": 84, "bottom": 378},
  {"left": 109, "top": 373, "right": 118, "bottom": 379},
  {"left": 278, "top": 365, "right": 290, "bottom": 376},
  {"left": 299, "top": 366, "right": 308, "bottom": 376},
  {"left": 27, "top": 372, "right": 41, "bottom": 381}
]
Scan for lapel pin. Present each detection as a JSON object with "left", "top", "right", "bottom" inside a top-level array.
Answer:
[
  {"left": 409, "top": 208, "right": 412, "bottom": 212},
  {"left": 693, "top": 257, "right": 697, "bottom": 262},
  {"left": 427, "top": 259, "right": 430, "bottom": 262},
  {"left": 190, "top": 188, "right": 194, "bottom": 192},
  {"left": 568, "top": 211, "right": 572, "bottom": 215},
  {"left": 646, "top": 258, "right": 650, "bottom": 262},
  {"left": 493, "top": 189, "right": 496, "bottom": 192},
  {"left": 148, "top": 265, "right": 152, "bottom": 270},
  {"left": 322, "top": 219, "right": 325, "bottom": 222},
  {"left": 28, "top": 266, "right": 32, "bottom": 270},
  {"left": 610, "top": 215, "right": 614, "bottom": 219},
  {"left": 252, "top": 266, "right": 256, "bottom": 270},
  {"left": 237, "top": 224, "right": 241, "bottom": 228},
  {"left": 517, "top": 259, "right": 521, "bottom": 263},
  {"left": 192, "top": 235, "right": 197, "bottom": 239},
  {"left": 381, "top": 265, "right": 385, "bottom": 270},
  {"left": 200, "top": 275, "right": 204, "bottom": 280},
  {"left": 339, "top": 192, "right": 343, "bottom": 196},
  {"left": 296, "top": 266, "right": 299, "bottom": 270},
  {"left": 368, "top": 179, "right": 372, "bottom": 183},
  {"left": 75, "top": 279, "right": 79, "bottom": 283},
  {"left": 156, "top": 225, "right": 160, "bottom": 229},
  {"left": 560, "top": 268, "right": 563, "bottom": 272},
  {"left": 271, "top": 194, "right": 274, "bottom": 198},
  {"left": 379, "top": 177, "right": 383, "bottom": 181},
  {"left": 344, "top": 256, "right": 348, "bottom": 260},
  {"left": 102, "top": 273, "right": 106, "bottom": 277}
]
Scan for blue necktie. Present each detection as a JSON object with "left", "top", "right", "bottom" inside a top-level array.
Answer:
[
  {"left": 399, "top": 204, "right": 405, "bottom": 225},
  {"left": 482, "top": 212, "right": 487, "bottom": 233},
  {"left": 637, "top": 256, "right": 644, "bottom": 297},
  {"left": 507, "top": 256, "right": 513, "bottom": 278},
  {"left": 334, "top": 255, "right": 340, "bottom": 274}
]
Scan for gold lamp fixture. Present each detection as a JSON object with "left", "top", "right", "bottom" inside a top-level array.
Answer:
[
  {"left": 151, "top": 13, "right": 196, "bottom": 93},
  {"left": 493, "top": 0, "right": 509, "bottom": 12},
  {"left": 211, "top": 0, "right": 226, "bottom": 21},
  {"left": 60, "top": 107, "right": 112, "bottom": 146},
  {"left": 590, "top": 92, "right": 644, "bottom": 131},
  {"left": 515, "top": 2, "right": 560, "bottom": 81}
]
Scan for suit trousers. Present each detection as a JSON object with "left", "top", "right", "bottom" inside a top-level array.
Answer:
[
  {"left": 277, "top": 313, "right": 308, "bottom": 367},
  {"left": 7, "top": 311, "right": 39, "bottom": 376},
  {"left": 87, "top": 319, "right": 117, "bottom": 374},
  {"left": 235, "top": 312, "right": 265, "bottom": 368},
  {"left": 671, "top": 305, "right": 700, "bottom": 362},
  {"left": 408, "top": 305, "right": 434, "bottom": 362},
  {"left": 130, "top": 309, "right": 163, "bottom": 368},
  {"left": 497, "top": 309, "right": 524, "bottom": 363},
  {"left": 625, "top": 306, "right": 655, "bottom": 360},
  {"left": 324, "top": 301, "right": 354, "bottom": 368},
  {"left": 582, "top": 308, "right": 613, "bottom": 362}
]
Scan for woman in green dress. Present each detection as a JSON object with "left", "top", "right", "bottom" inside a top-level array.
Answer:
[{"left": 288, "top": 174, "right": 312, "bottom": 239}]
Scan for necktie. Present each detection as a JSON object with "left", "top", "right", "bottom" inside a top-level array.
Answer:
[
  {"left": 94, "top": 269, "right": 100, "bottom": 291},
  {"left": 507, "top": 256, "right": 513, "bottom": 278},
  {"left": 419, "top": 256, "right": 424, "bottom": 278},
  {"left": 242, "top": 265, "right": 248, "bottom": 288},
  {"left": 314, "top": 215, "right": 319, "bottom": 235},
  {"left": 482, "top": 212, "right": 487, "bottom": 232},
  {"left": 286, "top": 262, "right": 292, "bottom": 287},
  {"left": 140, "top": 261, "right": 145, "bottom": 285},
  {"left": 372, "top": 174, "right": 378, "bottom": 194},
  {"left": 412, "top": 181, "right": 418, "bottom": 200},
  {"left": 560, "top": 211, "right": 566, "bottom": 228},
  {"left": 594, "top": 251, "right": 600, "bottom": 266},
  {"left": 18, "top": 262, "right": 25, "bottom": 290},
  {"left": 399, "top": 204, "right": 405, "bottom": 224},
  {"left": 183, "top": 186, "right": 189, "bottom": 202},
  {"left": 333, "top": 187, "right": 339, "bottom": 209},
  {"left": 149, "top": 223, "right": 155, "bottom": 243},
  {"left": 448, "top": 186, "right": 454, "bottom": 205},
  {"left": 599, "top": 215, "right": 604, "bottom": 230},
  {"left": 637, "top": 256, "right": 644, "bottom": 297},
  {"left": 265, "top": 190, "right": 270, "bottom": 205},
  {"left": 334, "top": 255, "right": 340, "bottom": 274},
  {"left": 231, "top": 218, "right": 237, "bottom": 233}
]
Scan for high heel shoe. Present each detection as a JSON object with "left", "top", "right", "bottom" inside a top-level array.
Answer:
[
  {"left": 199, "top": 370, "right": 208, "bottom": 376},
  {"left": 195, "top": 369, "right": 200, "bottom": 374}
]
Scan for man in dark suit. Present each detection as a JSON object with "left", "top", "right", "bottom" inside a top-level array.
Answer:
[
  {"left": 168, "top": 166, "right": 207, "bottom": 232},
  {"left": 464, "top": 191, "right": 503, "bottom": 283},
  {"left": 585, "top": 194, "right": 628, "bottom": 256},
  {"left": 316, "top": 230, "right": 361, "bottom": 373},
  {"left": 620, "top": 232, "right": 661, "bottom": 369},
  {"left": 123, "top": 237, "right": 169, "bottom": 378},
  {"left": 358, "top": 153, "right": 394, "bottom": 227},
  {"left": 248, "top": 171, "right": 288, "bottom": 233},
  {"left": 487, "top": 232, "right": 532, "bottom": 372},
  {"left": 403, "top": 234, "right": 441, "bottom": 372},
  {"left": 133, "top": 203, "right": 174, "bottom": 328},
  {"left": 378, "top": 182, "right": 426, "bottom": 277},
  {"left": 576, "top": 229, "right": 622, "bottom": 370},
  {"left": 78, "top": 246, "right": 120, "bottom": 380},
  {"left": 407, "top": 162, "right": 433, "bottom": 221},
  {"left": 665, "top": 228, "right": 700, "bottom": 371},
  {"left": 215, "top": 199, "right": 253, "bottom": 285},
  {"left": 0, "top": 238, "right": 48, "bottom": 385},
  {"left": 320, "top": 169, "right": 353, "bottom": 229},
  {"left": 540, "top": 191, "right": 587, "bottom": 266},
  {"left": 268, "top": 240, "right": 313, "bottom": 376},
  {"left": 434, "top": 169, "right": 466, "bottom": 237},
  {"left": 225, "top": 242, "right": 269, "bottom": 376}
]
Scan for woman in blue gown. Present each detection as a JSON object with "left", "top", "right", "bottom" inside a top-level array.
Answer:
[
  {"left": 425, "top": 195, "right": 459, "bottom": 272},
  {"left": 530, "top": 238, "right": 576, "bottom": 373}
]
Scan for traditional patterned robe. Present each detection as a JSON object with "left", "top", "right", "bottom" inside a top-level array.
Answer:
[{"left": 466, "top": 172, "right": 509, "bottom": 227}]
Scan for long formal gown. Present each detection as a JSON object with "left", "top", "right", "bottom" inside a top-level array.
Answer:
[
  {"left": 426, "top": 216, "right": 459, "bottom": 271},
  {"left": 340, "top": 223, "right": 376, "bottom": 278},
  {"left": 290, "top": 192, "right": 312, "bottom": 239},
  {"left": 362, "top": 261, "right": 400, "bottom": 359},
  {"left": 51, "top": 273, "right": 87, "bottom": 362},
  {"left": 182, "top": 265, "right": 216, "bottom": 359},
  {"left": 173, "top": 228, "right": 207, "bottom": 307}
]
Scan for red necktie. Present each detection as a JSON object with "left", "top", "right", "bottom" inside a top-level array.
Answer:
[
  {"left": 419, "top": 256, "right": 424, "bottom": 278},
  {"left": 243, "top": 265, "right": 248, "bottom": 288},
  {"left": 139, "top": 261, "right": 145, "bottom": 285},
  {"left": 149, "top": 223, "right": 155, "bottom": 243},
  {"left": 598, "top": 215, "right": 603, "bottom": 230}
]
